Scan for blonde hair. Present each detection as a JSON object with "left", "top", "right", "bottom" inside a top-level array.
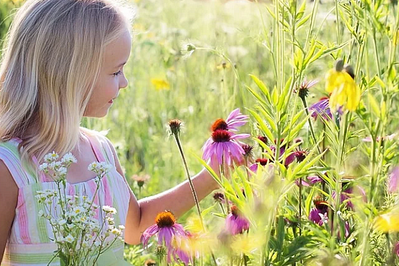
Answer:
[{"left": 0, "top": 0, "right": 133, "bottom": 164}]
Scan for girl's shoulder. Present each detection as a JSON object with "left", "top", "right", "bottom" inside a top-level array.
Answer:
[{"left": 80, "top": 127, "right": 116, "bottom": 165}]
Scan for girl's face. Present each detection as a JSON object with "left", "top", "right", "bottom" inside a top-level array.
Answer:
[{"left": 84, "top": 27, "right": 132, "bottom": 117}]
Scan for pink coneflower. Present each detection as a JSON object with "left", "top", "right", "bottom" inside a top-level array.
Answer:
[
  {"left": 309, "top": 97, "right": 333, "bottom": 120},
  {"left": 249, "top": 158, "right": 268, "bottom": 173},
  {"left": 225, "top": 206, "right": 250, "bottom": 235},
  {"left": 296, "top": 175, "right": 322, "bottom": 187},
  {"left": 225, "top": 108, "right": 249, "bottom": 132},
  {"left": 202, "top": 129, "right": 249, "bottom": 165},
  {"left": 141, "top": 211, "right": 186, "bottom": 248},
  {"left": 389, "top": 167, "right": 399, "bottom": 193},
  {"left": 309, "top": 200, "right": 329, "bottom": 226},
  {"left": 211, "top": 108, "right": 249, "bottom": 132},
  {"left": 395, "top": 241, "right": 399, "bottom": 257}
]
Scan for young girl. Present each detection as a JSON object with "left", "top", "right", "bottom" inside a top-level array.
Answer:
[{"left": 0, "top": 0, "right": 219, "bottom": 265}]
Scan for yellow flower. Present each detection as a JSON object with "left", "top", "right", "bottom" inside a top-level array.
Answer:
[
  {"left": 151, "top": 78, "right": 170, "bottom": 91},
  {"left": 325, "top": 60, "right": 360, "bottom": 112},
  {"left": 230, "top": 234, "right": 265, "bottom": 254},
  {"left": 374, "top": 209, "right": 399, "bottom": 232}
]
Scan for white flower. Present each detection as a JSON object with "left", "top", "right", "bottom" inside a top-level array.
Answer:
[
  {"left": 118, "top": 225, "right": 125, "bottom": 231},
  {"left": 39, "top": 163, "right": 48, "bottom": 172},
  {"left": 61, "top": 153, "right": 77, "bottom": 164},
  {"left": 73, "top": 206, "right": 85, "bottom": 216},
  {"left": 65, "top": 234, "right": 75, "bottom": 243},
  {"left": 56, "top": 167, "right": 67, "bottom": 177},
  {"left": 44, "top": 152, "right": 59, "bottom": 163},
  {"left": 111, "top": 228, "right": 122, "bottom": 236},
  {"left": 38, "top": 210, "right": 44, "bottom": 217},
  {"left": 102, "top": 206, "right": 117, "bottom": 214},
  {"left": 58, "top": 219, "right": 67, "bottom": 226}
]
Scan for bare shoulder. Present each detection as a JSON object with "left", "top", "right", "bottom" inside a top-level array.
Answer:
[
  {"left": 0, "top": 160, "right": 18, "bottom": 196},
  {"left": 0, "top": 160, "right": 18, "bottom": 262}
]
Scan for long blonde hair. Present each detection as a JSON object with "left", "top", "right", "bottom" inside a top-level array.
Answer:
[{"left": 0, "top": 0, "right": 132, "bottom": 164}]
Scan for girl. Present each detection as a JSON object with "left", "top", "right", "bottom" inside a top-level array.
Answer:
[{"left": 0, "top": 0, "right": 219, "bottom": 265}]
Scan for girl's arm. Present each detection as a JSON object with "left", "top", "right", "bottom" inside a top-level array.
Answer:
[
  {"left": 107, "top": 141, "right": 219, "bottom": 245},
  {"left": 0, "top": 161, "right": 18, "bottom": 262}
]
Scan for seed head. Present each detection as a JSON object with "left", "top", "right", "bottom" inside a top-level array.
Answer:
[{"left": 168, "top": 119, "right": 182, "bottom": 136}]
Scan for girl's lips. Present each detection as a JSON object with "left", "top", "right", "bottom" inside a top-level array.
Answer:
[{"left": 108, "top": 99, "right": 114, "bottom": 104}]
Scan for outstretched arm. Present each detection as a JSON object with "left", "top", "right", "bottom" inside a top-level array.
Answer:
[{"left": 107, "top": 140, "right": 219, "bottom": 245}]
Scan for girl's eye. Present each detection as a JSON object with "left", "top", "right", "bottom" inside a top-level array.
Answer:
[{"left": 113, "top": 70, "right": 122, "bottom": 76}]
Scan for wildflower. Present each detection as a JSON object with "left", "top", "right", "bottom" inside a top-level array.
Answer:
[
  {"left": 168, "top": 119, "right": 182, "bottom": 136},
  {"left": 389, "top": 167, "right": 399, "bottom": 193},
  {"left": 296, "top": 175, "right": 322, "bottom": 187},
  {"left": 309, "top": 200, "right": 329, "bottom": 226},
  {"left": 249, "top": 158, "right": 268, "bottom": 173},
  {"left": 225, "top": 206, "right": 250, "bottom": 235},
  {"left": 102, "top": 206, "right": 117, "bottom": 215},
  {"left": 61, "top": 153, "right": 77, "bottom": 164},
  {"left": 284, "top": 152, "right": 296, "bottom": 167},
  {"left": 296, "top": 79, "right": 319, "bottom": 100},
  {"left": 202, "top": 130, "right": 249, "bottom": 166},
  {"left": 241, "top": 144, "right": 253, "bottom": 159},
  {"left": 362, "top": 133, "right": 397, "bottom": 143},
  {"left": 325, "top": 59, "right": 360, "bottom": 111},
  {"left": 44, "top": 151, "right": 59, "bottom": 163},
  {"left": 131, "top": 174, "right": 150, "bottom": 188},
  {"left": 151, "top": 78, "right": 170, "bottom": 91},
  {"left": 257, "top": 135, "right": 268, "bottom": 145},
  {"left": 141, "top": 211, "right": 186, "bottom": 248},
  {"left": 213, "top": 192, "right": 225, "bottom": 203},
  {"left": 395, "top": 242, "right": 399, "bottom": 257},
  {"left": 375, "top": 208, "right": 399, "bottom": 232},
  {"left": 211, "top": 108, "right": 249, "bottom": 132},
  {"left": 65, "top": 234, "right": 75, "bottom": 243},
  {"left": 309, "top": 97, "right": 333, "bottom": 120},
  {"left": 294, "top": 150, "right": 308, "bottom": 163}
]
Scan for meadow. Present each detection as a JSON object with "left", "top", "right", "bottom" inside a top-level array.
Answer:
[{"left": 2, "top": 0, "right": 399, "bottom": 265}]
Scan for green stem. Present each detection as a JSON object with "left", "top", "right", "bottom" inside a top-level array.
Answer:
[{"left": 172, "top": 133, "right": 204, "bottom": 229}]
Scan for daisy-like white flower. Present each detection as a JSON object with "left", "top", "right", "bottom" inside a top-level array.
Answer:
[
  {"left": 225, "top": 206, "right": 250, "bottom": 235},
  {"left": 141, "top": 211, "right": 186, "bottom": 248},
  {"left": 202, "top": 130, "right": 249, "bottom": 165}
]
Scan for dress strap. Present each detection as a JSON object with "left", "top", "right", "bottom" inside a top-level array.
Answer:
[
  {"left": 0, "top": 139, "right": 35, "bottom": 188},
  {"left": 81, "top": 129, "right": 116, "bottom": 166}
]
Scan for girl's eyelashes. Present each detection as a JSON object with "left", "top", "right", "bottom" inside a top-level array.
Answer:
[{"left": 112, "top": 70, "right": 122, "bottom": 76}]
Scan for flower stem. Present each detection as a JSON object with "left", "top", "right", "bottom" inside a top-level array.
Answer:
[{"left": 172, "top": 133, "right": 204, "bottom": 229}]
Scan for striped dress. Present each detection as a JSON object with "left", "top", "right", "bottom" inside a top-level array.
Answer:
[{"left": 1, "top": 131, "right": 132, "bottom": 266}]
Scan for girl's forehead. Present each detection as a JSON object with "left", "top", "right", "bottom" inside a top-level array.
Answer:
[{"left": 103, "top": 29, "right": 132, "bottom": 67}]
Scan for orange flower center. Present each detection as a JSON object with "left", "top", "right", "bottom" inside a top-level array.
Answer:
[
  {"left": 211, "top": 119, "right": 228, "bottom": 131},
  {"left": 155, "top": 211, "right": 176, "bottom": 228}
]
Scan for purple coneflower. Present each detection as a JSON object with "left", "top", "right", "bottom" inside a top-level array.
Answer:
[
  {"left": 141, "top": 211, "right": 191, "bottom": 264},
  {"left": 225, "top": 206, "right": 250, "bottom": 235},
  {"left": 202, "top": 129, "right": 249, "bottom": 165},
  {"left": 389, "top": 167, "right": 399, "bottom": 193},
  {"left": 211, "top": 108, "right": 248, "bottom": 132},
  {"left": 296, "top": 175, "right": 322, "bottom": 187},
  {"left": 309, "top": 97, "right": 333, "bottom": 120},
  {"left": 141, "top": 211, "right": 186, "bottom": 248},
  {"left": 225, "top": 108, "right": 249, "bottom": 131},
  {"left": 249, "top": 158, "right": 268, "bottom": 173},
  {"left": 309, "top": 200, "right": 329, "bottom": 226}
]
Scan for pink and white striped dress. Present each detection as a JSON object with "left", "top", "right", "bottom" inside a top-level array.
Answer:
[{"left": 1, "top": 131, "right": 132, "bottom": 266}]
